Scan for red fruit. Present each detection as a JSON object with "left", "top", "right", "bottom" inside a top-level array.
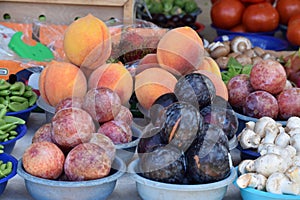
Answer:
[
  {"left": 89, "top": 133, "right": 116, "bottom": 162},
  {"left": 32, "top": 123, "right": 53, "bottom": 143},
  {"left": 250, "top": 60, "right": 287, "bottom": 95},
  {"left": 114, "top": 105, "right": 133, "bottom": 125},
  {"left": 23, "top": 141, "right": 65, "bottom": 179},
  {"left": 227, "top": 74, "right": 254, "bottom": 112},
  {"left": 55, "top": 97, "right": 83, "bottom": 113},
  {"left": 82, "top": 87, "right": 122, "bottom": 123},
  {"left": 64, "top": 143, "right": 111, "bottom": 181},
  {"left": 243, "top": 90, "right": 279, "bottom": 119},
  {"left": 277, "top": 88, "right": 300, "bottom": 120},
  {"left": 52, "top": 107, "right": 95, "bottom": 149},
  {"left": 98, "top": 120, "right": 132, "bottom": 144}
]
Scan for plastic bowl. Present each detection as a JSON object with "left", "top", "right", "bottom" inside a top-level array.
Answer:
[
  {"left": 36, "top": 97, "right": 55, "bottom": 123},
  {"left": 211, "top": 24, "right": 278, "bottom": 37},
  {"left": 128, "top": 158, "right": 237, "bottom": 200},
  {"left": 0, "top": 124, "right": 27, "bottom": 154},
  {"left": 6, "top": 104, "right": 38, "bottom": 122},
  {"left": 17, "top": 156, "right": 126, "bottom": 200},
  {"left": 234, "top": 167, "right": 300, "bottom": 200},
  {"left": 0, "top": 153, "right": 18, "bottom": 195},
  {"left": 214, "top": 34, "right": 289, "bottom": 51}
]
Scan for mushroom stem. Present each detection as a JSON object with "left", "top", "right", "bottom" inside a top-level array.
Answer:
[{"left": 236, "top": 173, "right": 267, "bottom": 190}]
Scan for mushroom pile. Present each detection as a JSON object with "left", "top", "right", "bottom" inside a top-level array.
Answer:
[
  {"left": 236, "top": 116, "right": 300, "bottom": 195},
  {"left": 206, "top": 36, "right": 279, "bottom": 70}
]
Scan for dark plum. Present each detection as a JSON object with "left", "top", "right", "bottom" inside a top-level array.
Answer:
[
  {"left": 137, "top": 126, "right": 166, "bottom": 156},
  {"left": 174, "top": 73, "right": 216, "bottom": 110},
  {"left": 160, "top": 102, "right": 203, "bottom": 152},
  {"left": 149, "top": 92, "right": 178, "bottom": 126},
  {"left": 139, "top": 145, "right": 187, "bottom": 184},
  {"left": 200, "top": 100, "right": 238, "bottom": 140},
  {"left": 186, "top": 124, "right": 230, "bottom": 184}
]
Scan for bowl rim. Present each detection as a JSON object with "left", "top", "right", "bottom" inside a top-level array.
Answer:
[
  {"left": 234, "top": 111, "right": 287, "bottom": 126},
  {"left": 6, "top": 104, "right": 38, "bottom": 115},
  {"left": 0, "top": 153, "right": 18, "bottom": 184},
  {"left": 0, "top": 124, "right": 27, "bottom": 145},
  {"left": 17, "top": 156, "right": 126, "bottom": 187},
  {"left": 234, "top": 167, "right": 300, "bottom": 199},
  {"left": 213, "top": 34, "right": 289, "bottom": 51},
  {"left": 127, "top": 158, "right": 237, "bottom": 191}
]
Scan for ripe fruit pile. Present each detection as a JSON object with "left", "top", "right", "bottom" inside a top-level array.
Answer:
[
  {"left": 227, "top": 59, "right": 300, "bottom": 120},
  {"left": 23, "top": 87, "right": 133, "bottom": 181}
]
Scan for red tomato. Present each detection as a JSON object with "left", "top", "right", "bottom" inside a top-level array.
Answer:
[
  {"left": 242, "top": 2, "right": 279, "bottom": 32},
  {"left": 210, "top": 0, "right": 245, "bottom": 30},
  {"left": 276, "top": 0, "right": 300, "bottom": 25},
  {"left": 288, "top": 13, "right": 300, "bottom": 24},
  {"left": 287, "top": 18, "right": 300, "bottom": 46},
  {"left": 240, "top": 0, "right": 275, "bottom": 4}
]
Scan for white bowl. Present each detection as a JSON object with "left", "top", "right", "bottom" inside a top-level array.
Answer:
[
  {"left": 128, "top": 158, "right": 237, "bottom": 200},
  {"left": 17, "top": 156, "right": 126, "bottom": 200}
]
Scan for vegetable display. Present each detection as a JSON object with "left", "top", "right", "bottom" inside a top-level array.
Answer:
[
  {"left": 236, "top": 116, "right": 300, "bottom": 196},
  {"left": 0, "top": 159, "right": 13, "bottom": 179},
  {"left": 211, "top": 0, "right": 279, "bottom": 33},
  {"left": 0, "top": 79, "right": 37, "bottom": 112}
]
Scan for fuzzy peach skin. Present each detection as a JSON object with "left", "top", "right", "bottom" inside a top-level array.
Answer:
[
  {"left": 157, "top": 26, "right": 205, "bottom": 76},
  {"left": 63, "top": 14, "right": 111, "bottom": 71},
  {"left": 88, "top": 62, "right": 133, "bottom": 105},
  {"left": 39, "top": 60, "right": 87, "bottom": 107},
  {"left": 135, "top": 67, "right": 178, "bottom": 110}
]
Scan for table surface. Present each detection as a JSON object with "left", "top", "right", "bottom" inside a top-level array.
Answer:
[{"left": 1, "top": 112, "right": 243, "bottom": 200}]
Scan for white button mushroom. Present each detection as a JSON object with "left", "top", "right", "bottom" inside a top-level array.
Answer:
[
  {"left": 286, "top": 166, "right": 300, "bottom": 185},
  {"left": 238, "top": 159, "right": 255, "bottom": 175},
  {"left": 254, "top": 117, "right": 278, "bottom": 138},
  {"left": 275, "top": 127, "right": 290, "bottom": 148},
  {"left": 247, "top": 154, "right": 291, "bottom": 178},
  {"left": 286, "top": 117, "right": 300, "bottom": 132},
  {"left": 236, "top": 173, "right": 267, "bottom": 190},
  {"left": 266, "top": 172, "right": 300, "bottom": 195},
  {"left": 238, "top": 128, "right": 261, "bottom": 149}
]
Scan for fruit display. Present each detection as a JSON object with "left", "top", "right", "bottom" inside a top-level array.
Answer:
[
  {"left": 211, "top": 0, "right": 279, "bottom": 33},
  {"left": 236, "top": 116, "right": 300, "bottom": 196},
  {"left": 227, "top": 58, "right": 300, "bottom": 120},
  {"left": 136, "top": 69, "right": 238, "bottom": 184}
]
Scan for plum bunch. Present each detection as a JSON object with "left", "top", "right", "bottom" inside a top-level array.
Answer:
[
  {"left": 137, "top": 72, "right": 237, "bottom": 184},
  {"left": 23, "top": 87, "right": 133, "bottom": 181},
  {"left": 227, "top": 59, "right": 300, "bottom": 120}
]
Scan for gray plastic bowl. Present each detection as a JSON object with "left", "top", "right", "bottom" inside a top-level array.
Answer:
[
  {"left": 17, "top": 156, "right": 126, "bottom": 200},
  {"left": 128, "top": 158, "right": 237, "bottom": 200}
]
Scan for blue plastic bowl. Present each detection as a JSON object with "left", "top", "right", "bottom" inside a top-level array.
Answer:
[
  {"left": 234, "top": 167, "right": 300, "bottom": 200},
  {"left": 214, "top": 34, "right": 289, "bottom": 51},
  {"left": 6, "top": 104, "right": 38, "bottom": 122},
  {"left": 0, "top": 153, "right": 18, "bottom": 195},
  {"left": 211, "top": 24, "right": 278, "bottom": 36},
  {"left": 0, "top": 124, "right": 27, "bottom": 154},
  {"left": 17, "top": 156, "right": 126, "bottom": 200},
  {"left": 236, "top": 145, "right": 260, "bottom": 160}
]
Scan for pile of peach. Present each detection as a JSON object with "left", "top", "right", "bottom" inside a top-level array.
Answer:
[{"left": 39, "top": 14, "right": 227, "bottom": 112}]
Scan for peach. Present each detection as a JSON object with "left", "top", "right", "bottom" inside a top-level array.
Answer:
[
  {"left": 135, "top": 53, "right": 161, "bottom": 75},
  {"left": 22, "top": 141, "right": 65, "bottom": 179},
  {"left": 197, "top": 56, "right": 222, "bottom": 78},
  {"left": 32, "top": 123, "right": 53, "bottom": 143},
  {"left": 63, "top": 14, "right": 111, "bottom": 73},
  {"left": 39, "top": 60, "right": 87, "bottom": 107},
  {"left": 135, "top": 68, "right": 178, "bottom": 110},
  {"left": 88, "top": 62, "right": 133, "bottom": 105},
  {"left": 157, "top": 26, "right": 205, "bottom": 76},
  {"left": 194, "top": 70, "right": 228, "bottom": 101}
]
